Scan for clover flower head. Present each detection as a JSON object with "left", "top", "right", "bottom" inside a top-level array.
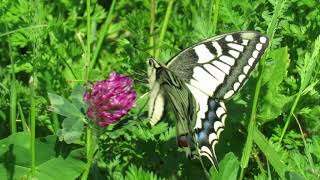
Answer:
[{"left": 84, "top": 72, "right": 136, "bottom": 126}]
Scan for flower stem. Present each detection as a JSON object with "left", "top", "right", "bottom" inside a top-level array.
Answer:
[
  {"left": 155, "top": 0, "right": 174, "bottom": 59},
  {"left": 81, "top": 127, "right": 93, "bottom": 180},
  {"left": 82, "top": 0, "right": 93, "bottom": 178}
]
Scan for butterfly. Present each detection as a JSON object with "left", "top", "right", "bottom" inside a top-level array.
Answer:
[{"left": 148, "top": 31, "right": 269, "bottom": 167}]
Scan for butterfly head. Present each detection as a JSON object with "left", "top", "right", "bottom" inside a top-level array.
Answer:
[
  {"left": 147, "top": 57, "right": 162, "bottom": 68},
  {"left": 147, "top": 57, "right": 163, "bottom": 86}
]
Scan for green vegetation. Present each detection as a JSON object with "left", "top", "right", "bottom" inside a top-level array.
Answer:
[{"left": 0, "top": 0, "right": 319, "bottom": 179}]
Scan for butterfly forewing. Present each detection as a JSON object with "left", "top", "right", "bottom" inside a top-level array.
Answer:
[{"left": 167, "top": 31, "right": 269, "bottom": 99}]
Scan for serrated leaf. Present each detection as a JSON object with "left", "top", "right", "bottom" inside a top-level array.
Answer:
[
  {"left": 259, "top": 47, "right": 293, "bottom": 122},
  {"left": 297, "top": 35, "right": 320, "bottom": 92},
  {"left": 125, "top": 164, "right": 164, "bottom": 180}
]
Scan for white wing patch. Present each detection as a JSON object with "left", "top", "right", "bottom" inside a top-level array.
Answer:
[
  {"left": 219, "top": 55, "right": 235, "bottom": 66},
  {"left": 204, "top": 64, "right": 226, "bottom": 82},
  {"left": 223, "top": 90, "right": 234, "bottom": 99},
  {"left": 260, "top": 36, "right": 267, "bottom": 43},
  {"left": 216, "top": 107, "right": 225, "bottom": 118},
  {"left": 238, "top": 74, "right": 246, "bottom": 82},
  {"left": 256, "top": 43, "right": 263, "bottom": 50},
  {"left": 186, "top": 84, "right": 208, "bottom": 129},
  {"left": 228, "top": 50, "right": 240, "bottom": 58},
  {"left": 248, "top": 58, "right": 255, "bottom": 66},
  {"left": 191, "top": 66, "right": 220, "bottom": 96},
  {"left": 225, "top": 35, "right": 234, "bottom": 42},
  {"left": 243, "top": 65, "right": 251, "bottom": 74},
  {"left": 212, "top": 61, "right": 231, "bottom": 75},
  {"left": 194, "top": 44, "right": 215, "bottom": 63},
  {"left": 252, "top": 50, "right": 259, "bottom": 58},
  {"left": 227, "top": 43, "right": 244, "bottom": 52}
]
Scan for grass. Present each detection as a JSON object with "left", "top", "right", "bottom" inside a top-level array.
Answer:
[{"left": 0, "top": 0, "right": 319, "bottom": 179}]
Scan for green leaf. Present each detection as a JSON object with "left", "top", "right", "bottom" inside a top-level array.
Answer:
[
  {"left": 0, "top": 132, "right": 85, "bottom": 179},
  {"left": 259, "top": 47, "right": 293, "bottom": 122},
  {"left": 48, "top": 92, "right": 84, "bottom": 118},
  {"left": 285, "top": 172, "right": 305, "bottom": 180},
  {"left": 253, "top": 127, "right": 286, "bottom": 178},
  {"left": 210, "top": 152, "right": 240, "bottom": 180},
  {"left": 35, "top": 149, "right": 85, "bottom": 180},
  {"left": 125, "top": 164, "right": 164, "bottom": 180},
  {"left": 298, "top": 35, "right": 320, "bottom": 92},
  {"left": 56, "top": 116, "right": 84, "bottom": 144},
  {"left": 69, "top": 85, "right": 86, "bottom": 110}
]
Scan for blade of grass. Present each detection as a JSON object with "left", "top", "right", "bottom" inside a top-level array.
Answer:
[
  {"left": 84, "top": 0, "right": 92, "bottom": 81},
  {"left": 154, "top": 0, "right": 175, "bottom": 59},
  {"left": 7, "top": 29, "right": 17, "bottom": 134},
  {"left": 212, "top": 0, "right": 220, "bottom": 35},
  {"left": 30, "top": 74, "right": 36, "bottom": 176},
  {"left": 149, "top": 0, "right": 155, "bottom": 56},
  {"left": 90, "top": 0, "right": 116, "bottom": 70},
  {"left": 239, "top": 0, "right": 287, "bottom": 179},
  {"left": 29, "top": 0, "right": 44, "bottom": 176},
  {"left": 18, "top": 101, "right": 29, "bottom": 132}
]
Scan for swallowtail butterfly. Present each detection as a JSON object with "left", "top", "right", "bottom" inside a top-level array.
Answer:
[{"left": 148, "top": 31, "right": 269, "bottom": 167}]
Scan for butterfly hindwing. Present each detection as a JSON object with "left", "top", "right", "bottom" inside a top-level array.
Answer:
[
  {"left": 148, "top": 58, "right": 196, "bottom": 136},
  {"left": 194, "top": 98, "right": 227, "bottom": 166}
]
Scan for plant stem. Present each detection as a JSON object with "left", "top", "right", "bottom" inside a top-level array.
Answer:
[
  {"left": 90, "top": 0, "right": 116, "bottom": 70},
  {"left": 278, "top": 93, "right": 300, "bottom": 145},
  {"left": 29, "top": 0, "right": 42, "bottom": 176},
  {"left": 0, "top": 24, "right": 48, "bottom": 38},
  {"left": 18, "top": 102, "right": 28, "bottom": 132},
  {"left": 81, "top": 127, "right": 93, "bottom": 180},
  {"left": 52, "top": 113, "right": 59, "bottom": 133},
  {"left": 30, "top": 74, "right": 36, "bottom": 176},
  {"left": 84, "top": 0, "right": 91, "bottom": 81},
  {"left": 149, "top": 0, "right": 155, "bottom": 56},
  {"left": 293, "top": 114, "right": 315, "bottom": 168},
  {"left": 155, "top": 0, "right": 175, "bottom": 59},
  {"left": 82, "top": 0, "right": 93, "bottom": 179},
  {"left": 212, "top": 0, "right": 220, "bottom": 35},
  {"left": 8, "top": 32, "right": 17, "bottom": 134},
  {"left": 239, "top": 0, "right": 286, "bottom": 178}
]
